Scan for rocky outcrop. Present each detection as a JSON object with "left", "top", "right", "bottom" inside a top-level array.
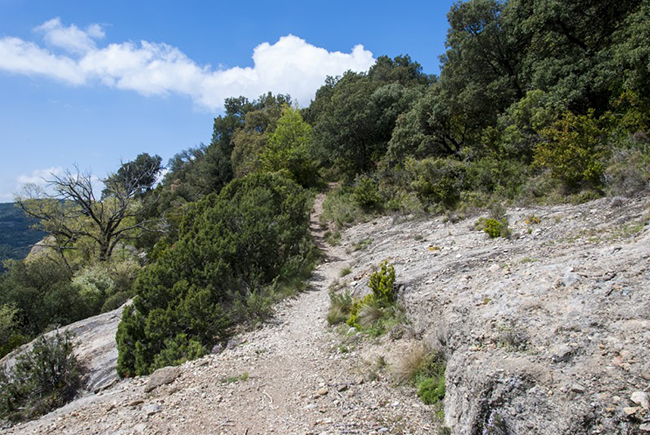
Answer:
[{"left": 343, "top": 194, "right": 650, "bottom": 434}]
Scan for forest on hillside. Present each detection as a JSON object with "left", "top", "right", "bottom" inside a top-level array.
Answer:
[
  {"left": 0, "top": 204, "right": 45, "bottom": 272},
  {"left": 1, "top": 0, "right": 648, "bottom": 417}
]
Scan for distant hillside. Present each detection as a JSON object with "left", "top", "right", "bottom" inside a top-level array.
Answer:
[{"left": 0, "top": 203, "right": 46, "bottom": 269}]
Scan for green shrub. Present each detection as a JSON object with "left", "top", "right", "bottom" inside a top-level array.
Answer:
[
  {"left": 393, "top": 343, "right": 446, "bottom": 406},
  {"left": 475, "top": 217, "right": 511, "bottom": 239},
  {"left": 484, "top": 218, "right": 504, "bottom": 238},
  {"left": 465, "top": 156, "right": 528, "bottom": 199},
  {"left": 368, "top": 261, "right": 396, "bottom": 306},
  {"left": 338, "top": 262, "right": 398, "bottom": 330},
  {"left": 0, "top": 305, "right": 23, "bottom": 358},
  {"left": 417, "top": 374, "right": 446, "bottom": 405},
  {"left": 352, "top": 175, "right": 383, "bottom": 210},
  {"left": 150, "top": 333, "right": 206, "bottom": 371},
  {"left": 72, "top": 265, "right": 115, "bottom": 314},
  {"left": 406, "top": 157, "right": 467, "bottom": 208},
  {"left": 261, "top": 106, "right": 318, "bottom": 188},
  {"left": 0, "top": 257, "right": 88, "bottom": 337},
  {"left": 534, "top": 110, "right": 610, "bottom": 190},
  {"left": 0, "top": 330, "right": 81, "bottom": 421},
  {"left": 116, "top": 173, "right": 314, "bottom": 376}
]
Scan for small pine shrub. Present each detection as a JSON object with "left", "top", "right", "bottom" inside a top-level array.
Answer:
[
  {"left": 475, "top": 217, "right": 511, "bottom": 239},
  {"left": 368, "top": 261, "right": 396, "bottom": 306}
]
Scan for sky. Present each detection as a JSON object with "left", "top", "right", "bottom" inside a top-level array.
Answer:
[{"left": 0, "top": 0, "right": 456, "bottom": 202}]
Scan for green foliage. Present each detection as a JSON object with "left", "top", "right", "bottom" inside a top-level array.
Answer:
[
  {"left": 494, "top": 90, "right": 563, "bottom": 162},
  {"left": 103, "top": 153, "right": 163, "bottom": 198},
  {"left": 0, "top": 304, "right": 24, "bottom": 358},
  {"left": 332, "top": 261, "right": 399, "bottom": 331},
  {"left": 151, "top": 333, "right": 206, "bottom": 371},
  {"left": 534, "top": 110, "right": 610, "bottom": 189},
  {"left": 406, "top": 158, "right": 467, "bottom": 208},
  {"left": 0, "top": 330, "right": 81, "bottom": 422},
  {"left": 409, "top": 348, "right": 446, "bottom": 406},
  {"left": 368, "top": 261, "right": 396, "bottom": 307},
  {"left": 221, "top": 372, "right": 249, "bottom": 384},
  {"left": 346, "top": 293, "right": 375, "bottom": 329},
  {"left": 484, "top": 218, "right": 504, "bottom": 239},
  {"left": 393, "top": 343, "right": 446, "bottom": 406},
  {"left": 311, "top": 57, "right": 426, "bottom": 177},
  {"left": 0, "top": 257, "right": 85, "bottom": 337},
  {"left": 261, "top": 106, "right": 318, "bottom": 187},
  {"left": 417, "top": 374, "right": 446, "bottom": 405},
  {"left": 72, "top": 265, "right": 116, "bottom": 313},
  {"left": 320, "top": 186, "right": 366, "bottom": 229},
  {"left": 352, "top": 175, "right": 383, "bottom": 211},
  {"left": 231, "top": 101, "right": 286, "bottom": 178},
  {"left": 475, "top": 217, "right": 511, "bottom": 239},
  {"left": 116, "top": 173, "right": 314, "bottom": 376}
]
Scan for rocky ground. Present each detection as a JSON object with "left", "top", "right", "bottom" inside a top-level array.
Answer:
[
  {"left": 3, "top": 193, "right": 649, "bottom": 435},
  {"left": 341, "top": 194, "right": 650, "bottom": 434}
]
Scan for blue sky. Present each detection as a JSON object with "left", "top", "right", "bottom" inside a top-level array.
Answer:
[{"left": 0, "top": 0, "right": 456, "bottom": 202}]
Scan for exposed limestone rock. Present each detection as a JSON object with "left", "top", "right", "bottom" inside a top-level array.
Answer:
[{"left": 144, "top": 366, "right": 180, "bottom": 393}]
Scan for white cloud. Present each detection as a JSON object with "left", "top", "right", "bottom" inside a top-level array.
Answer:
[
  {"left": 0, "top": 19, "right": 376, "bottom": 110},
  {"left": 17, "top": 167, "right": 64, "bottom": 186},
  {"left": 35, "top": 17, "right": 104, "bottom": 55},
  {"left": 0, "top": 37, "right": 86, "bottom": 84}
]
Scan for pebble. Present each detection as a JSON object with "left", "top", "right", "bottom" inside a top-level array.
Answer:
[
  {"left": 143, "top": 403, "right": 162, "bottom": 416},
  {"left": 145, "top": 366, "right": 181, "bottom": 393},
  {"left": 631, "top": 391, "right": 650, "bottom": 409},
  {"left": 623, "top": 406, "right": 640, "bottom": 416},
  {"left": 570, "top": 384, "right": 586, "bottom": 394}
]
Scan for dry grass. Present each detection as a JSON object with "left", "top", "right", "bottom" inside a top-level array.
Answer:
[
  {"left": 358, "top": 301, "right": 383, "bottom": 329},
  {"left": 392, "top": 341, "right": 429, "bottom": 384}
]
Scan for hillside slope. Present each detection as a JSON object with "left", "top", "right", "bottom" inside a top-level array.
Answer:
[
  {"left": 3, "top": 193, "right": 649, "bottom": 434},
  {"left": 0, "top": 203, "right": 45, "bottom": 269}
]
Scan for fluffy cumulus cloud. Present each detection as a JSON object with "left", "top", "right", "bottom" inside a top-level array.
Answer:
[{"left": 0, "top": 18, "right": 376, "bottom": 110}]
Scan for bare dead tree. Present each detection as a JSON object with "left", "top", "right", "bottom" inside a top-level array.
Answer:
[{"left": 16, "top": 162, "right": 160, "bottom": 265}]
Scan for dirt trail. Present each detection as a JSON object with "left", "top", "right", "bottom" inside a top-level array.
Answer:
[{"left": 6, "top": 193, "right": 437, "bottom": 435}]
